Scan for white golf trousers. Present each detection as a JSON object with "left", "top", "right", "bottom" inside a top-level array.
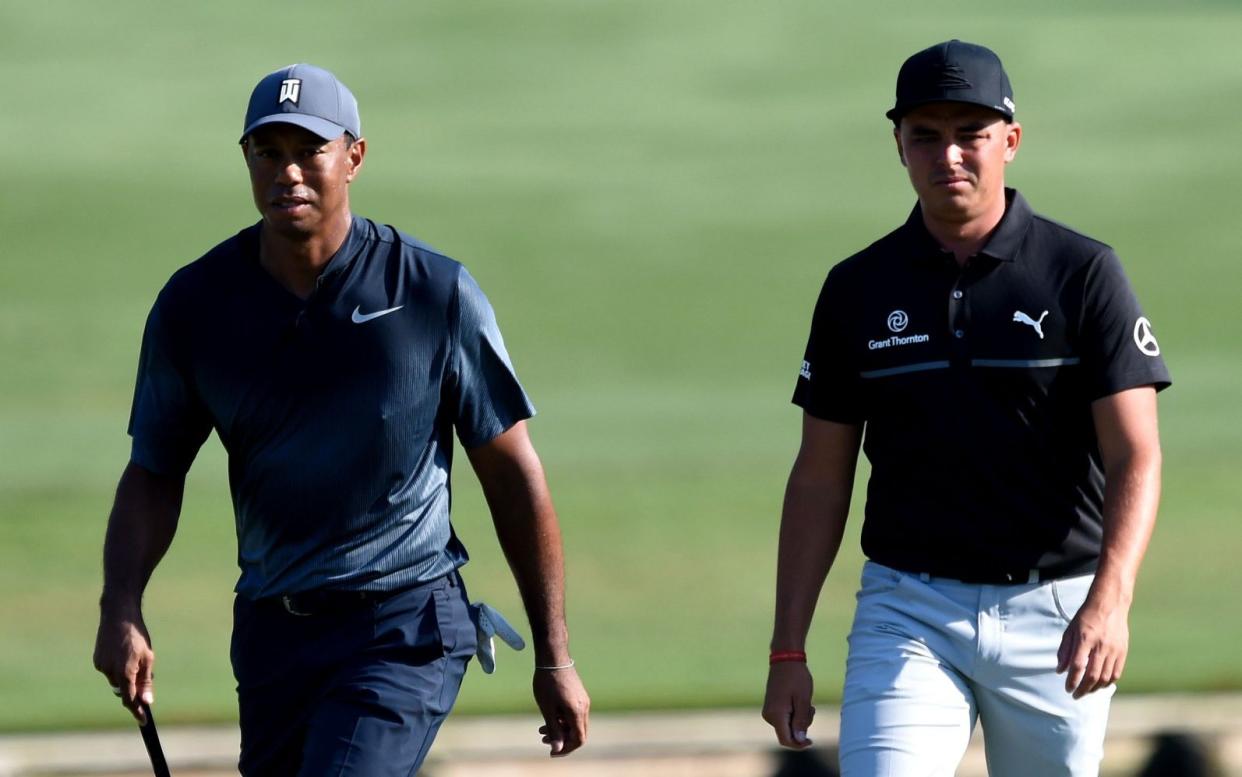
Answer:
[{"left": 839, "top": 561, "right": 1113, "bottom": 777}]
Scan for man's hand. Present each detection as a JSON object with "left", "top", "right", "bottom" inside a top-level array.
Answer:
[
  {"left": 762, "top": 662, "right": 816, "bottom": 749},
  {"left": 93, "top": 609, "right": 155, "bottom": 724},
  {"left": 533, "top": 667, "right": 590, "bottom": 757},
  {"left": 1056, "top": 596, "right": 1130, "bottom": 699}
]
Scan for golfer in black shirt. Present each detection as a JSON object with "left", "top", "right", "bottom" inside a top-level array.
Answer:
[{"left": 763, "top": 41, "right": 1169, "bottom": 776}]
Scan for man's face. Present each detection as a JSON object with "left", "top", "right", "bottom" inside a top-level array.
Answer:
[
  {"left": 894, "top": 103, "right": 1020, "bottom": 225},
  {"left": 241, "top": 124, "right": 365, "bottom": 239}
]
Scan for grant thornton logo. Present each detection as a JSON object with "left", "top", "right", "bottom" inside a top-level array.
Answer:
[{"left": 871, "top": 310, "right": 929, "bottom": 350}]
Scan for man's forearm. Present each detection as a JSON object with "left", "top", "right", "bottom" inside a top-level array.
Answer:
[
  {"left": 771, "top": 473, "right": 850, "bottom": 651},
  {"left": 493, "top": 496, "right": 571, "bottom": 664},
  {"left": 468, "top": 424, "right": 573, "bottom": 664},
  {"left": 1089, "top": 447, "right": 1161, "bottom": 607},
  {"left": 1087, "top": 387, "right": 1163, "bottom": 608},
  {"left": 770, "top": 416, "right": 863, "bottom": 651},
  {"left": 100, "top": 462, "right": 184, "bottom": 612}
]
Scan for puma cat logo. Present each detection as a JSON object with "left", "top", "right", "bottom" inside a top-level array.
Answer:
[{"left": 1013, "top": 310, "right": 1049, "bottom": 340}]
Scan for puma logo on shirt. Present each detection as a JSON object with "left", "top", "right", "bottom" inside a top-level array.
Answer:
[{"left": 1013, "top": 310, "right": 1048, "bottom": 340}]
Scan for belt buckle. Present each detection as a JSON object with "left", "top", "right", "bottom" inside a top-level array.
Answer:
[{"left": 281, "top": 594, "right": 312, "bottom": 617}]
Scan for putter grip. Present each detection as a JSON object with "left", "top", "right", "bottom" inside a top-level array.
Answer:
[{"left": 138, "top": 702, "right": 172, "bottom": 777}]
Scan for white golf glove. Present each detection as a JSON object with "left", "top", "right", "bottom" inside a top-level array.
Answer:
[{"left": 468, "top": 602, "right": 526, "bottom": 674}]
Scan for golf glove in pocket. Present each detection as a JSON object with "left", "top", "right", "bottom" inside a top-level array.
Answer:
[{"left": 468, "top": 601, "right": 526, "bottom": 674}]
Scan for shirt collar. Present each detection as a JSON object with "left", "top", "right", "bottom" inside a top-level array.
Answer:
[
  {"left": 979, "top": 188, "right": 1031, "bottom": 262},
  {"left": 244, "top": 214, "right": 367, "bottom": 280},
  {"left": 901, "top": 187, "right": 1032, "bottom": 265},
  {"left": 317, "top": 214, "right": 367, "bottom": 283}
]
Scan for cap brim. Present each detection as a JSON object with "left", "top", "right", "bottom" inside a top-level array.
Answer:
[
  {"left": 886, "top": 97, "right": 1013, "bottom": 123},
  {"left": 239, "top": 113, "right": 348, "bottom": 144}
]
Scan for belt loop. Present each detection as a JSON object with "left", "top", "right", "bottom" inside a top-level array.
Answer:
[
  {"left": 1028, "top": 569, "right": 1039, "bottom": 584},
  {"left": 918, "top": 572, "right": 931, "bottom": 583}
]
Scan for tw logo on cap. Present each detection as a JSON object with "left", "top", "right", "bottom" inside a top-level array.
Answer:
[{"left": 278, "top": 78, "right": 302, "bottom": 105}]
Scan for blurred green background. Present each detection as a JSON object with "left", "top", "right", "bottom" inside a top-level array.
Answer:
[{"left": 1, "top": 0, "right": 1238, "bottom": 730}]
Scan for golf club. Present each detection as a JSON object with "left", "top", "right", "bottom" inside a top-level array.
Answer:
[{"left": 138, "top": 701, "right": 171, "bottom": 777}]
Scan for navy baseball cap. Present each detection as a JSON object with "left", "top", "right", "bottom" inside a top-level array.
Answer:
[
  {"left": 240, "top": 63, "right": 361, "bottom": 143},
  {"left": 886, "top": 40, "right": 1015, "bottom": 123}
]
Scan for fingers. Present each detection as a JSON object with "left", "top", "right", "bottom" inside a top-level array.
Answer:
[
  {"left": 1093, "top": 653, "right": 1118, "bottom": 695},
  {"left": 1063, "top": 643, "right": 1088, "bottom": 695},
  {"left": 1078, "top": 650, "right": 1125, "bottom": 698},
  {"left": 118, "top": 651, "right": 155, "bottom": 723},
  {"left": 1112, "top": 651, "right": 1127, "bottom": 686},
  {"left": 761, "top": 700, "right": 795, "bottom": 748},
  {"left": 539, "top": 717, "right": 576, "bottom": 757},
  {"left": 1058, "top": 627, "right": 1127, "bottom": 699},
  {"left": 791, "top": 701, "right": 816, "bottom": 748},
  {"left": 762, "top": 701, "right": 815, "bottom": 749},
  {"left": 541, "top": 695, "right": 589, "bottom": 756},
  {"left": 538, "top": 708, "right": 587, "bottom": 756},
  {"left": 1075, "top": 648, "right": 1108, "bottom": 698},
  {"left": 1055, "top": 629, "right": 1073, "bottom": 675},
  {"left": 536, "top": 706, "right": 572, "bottom": 757},
  {"left": 554, "top": 691, "right": 589, "bottom": 757},
  {"left": 134, "top": 654, "right": 155, "bottom": 722}
]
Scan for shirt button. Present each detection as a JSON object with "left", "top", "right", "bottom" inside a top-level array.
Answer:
[
  {"left": 954, "top": 329, "right": 965, "bottom": 339},
  {"left": 952, "top": 290, "right": 963, "bottom": 300}
]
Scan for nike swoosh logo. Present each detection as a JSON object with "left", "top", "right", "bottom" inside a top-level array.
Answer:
[{"left": 351, "top": 304, "right": 404, "bottom": 324}]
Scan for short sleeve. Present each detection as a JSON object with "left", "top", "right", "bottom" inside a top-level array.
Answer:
[
  {"left": 127, "top": 292, "right": 213, "bottom": 475},
  {"left": 448, "top": 268, "right": 536, "bottom": 448},
  {"left": 792, "top": 271, "right": 866, "bottom": 424},
  {"left": 1078, "top": 249, "right": 1171, "bottom": 399}
]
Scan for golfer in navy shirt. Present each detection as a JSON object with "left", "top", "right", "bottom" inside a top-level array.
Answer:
[{"left": 93, "top": 64, "right": 589, "bottom": 775}]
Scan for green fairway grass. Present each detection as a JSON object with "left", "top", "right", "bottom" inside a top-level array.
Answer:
[{"left": 2, "top": 1, "right": 1239, "bottom": 730}]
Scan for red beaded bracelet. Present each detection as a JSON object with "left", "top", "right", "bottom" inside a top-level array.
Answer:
[{"left": 769, "top": 650, "right": 808, "bottom": 664}]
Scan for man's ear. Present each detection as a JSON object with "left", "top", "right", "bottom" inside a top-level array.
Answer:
[
  {"left": 346, "top": 137, "right": 367, "bottom": 183},
  {"left": 1003, "top": 121, "right": 1022, "bottom": 164},
  {"left": 893, "top": 127, "right": 907, "bottom": 168}
]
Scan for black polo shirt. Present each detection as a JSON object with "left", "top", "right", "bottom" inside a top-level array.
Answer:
[
  {"left": 793, "top": 189, "right": 1170, "bottom": 580},
  {"left": 128, "top": 216, "right": 534, "bottom": 599}
]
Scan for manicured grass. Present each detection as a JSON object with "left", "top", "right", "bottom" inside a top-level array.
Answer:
[{"left": 1, "top": 1, "right": 1239, "bottom": 730}]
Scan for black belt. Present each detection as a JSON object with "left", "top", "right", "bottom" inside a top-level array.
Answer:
[
  {"left": 267, "top": 574, "right": 453, "bottom": 617},
  {"left": 899, "top": 558, "right": 1098, "bottom": 586}
]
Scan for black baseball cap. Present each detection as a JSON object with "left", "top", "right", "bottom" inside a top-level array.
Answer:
[
  {"left": 886, "top": 40, "right": 1015, "bottom": 123},
  {"left": 240, "top": 63, "right": 361, "bottom": 143}
]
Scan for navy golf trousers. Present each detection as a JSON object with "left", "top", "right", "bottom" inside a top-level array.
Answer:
[{"left": 230, "top": 571, "right": 476, "bottom": 776}]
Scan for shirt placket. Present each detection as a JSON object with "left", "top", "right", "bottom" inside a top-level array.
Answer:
[
  {"left": 946, "top": 256, "right": 998, "bottom": 368},
  {"left": 945, "top": 259, "right": 972, "bottom": 367}
]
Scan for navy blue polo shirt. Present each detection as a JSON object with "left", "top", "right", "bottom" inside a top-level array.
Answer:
[
  {"left": 128, "top": 216, "right": 534, "bottom": 599},
  {"left": 793, "top": 189, "right": 1170, "bottom": 579}
]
